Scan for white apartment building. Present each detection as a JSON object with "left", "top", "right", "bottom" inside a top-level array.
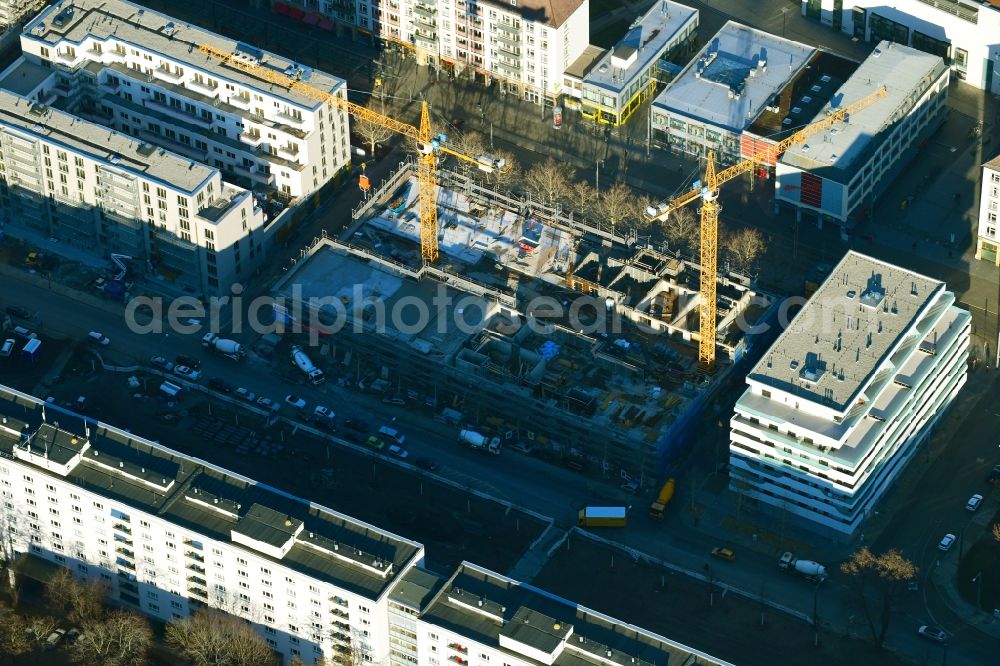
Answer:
[
  {"left": 730, "top": 251, "right": 970, "bottom": 538},
  {"left": 776, "top": 42, "right": 948, "bottom": 230},
  {"left": 0, "top": 0, "right": 42, "bottom": 29},
  {"left": 803, "top": 0, "right": 1000, "bottom": 94},
  {"left": 0, "top": 383, "right": 730, "bottom": 666},
  {"left": 291, "top": 0, "right": 590, "bottom": 105},
  {"left": 0, "top": 88, "right": 264, "bottom": 296},
  {"left": 17, "top": 0, "right": 351, "bottom": 200},
  {"left": 975, "top": 153, "right": 1000, "bottom": 264},
  {"left": 561, "top": 1, "right": 697, "bottom": 127}
]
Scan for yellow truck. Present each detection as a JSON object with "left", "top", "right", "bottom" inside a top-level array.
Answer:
[
  {"left": 649, "top": 478, "right": 676, "bottom": 520},
  {"left": 577, "top": 506, "right": 627, "bottom": 528}
]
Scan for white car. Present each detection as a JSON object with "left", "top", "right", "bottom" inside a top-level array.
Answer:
[
  {"left": 387, "top": 444, "right": 410, "bottom": 459},
  {"left": 285, "top": 394, "right": 307, "bottom": 410},
  {"left": 0, "top": 339, "right": 14, "bottom": 357},
  {"left": 173, "top": 365, "right": 201, "bottom": 381},
  {"left": 256, "top": 397, "right": 280, "bottom": 412},
  {"left": 235, "top": 387, "right": 256, "bottom": 402},
  {"left": 965, "top": 494, "right": 984, "bottom": 512},
  {"left": 87, "top": 331, "right": 110, "bottom": 346},
  {"left": 313, "top": 405, "right": 335, "bottom": 420},
  {"left": 938, "top": 533, "right": 956, "bottom": 551}
]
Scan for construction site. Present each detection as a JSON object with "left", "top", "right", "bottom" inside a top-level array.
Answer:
[{"left": 273, "top": 162, "right": 773, "bottom": 483}]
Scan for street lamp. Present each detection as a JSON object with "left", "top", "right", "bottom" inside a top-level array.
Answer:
[
  {"left": 972, "top": 572, "right": 982, "bottom": 611},
  {"left": 596, "top": 159, "right": 604, "bottom": 192}
]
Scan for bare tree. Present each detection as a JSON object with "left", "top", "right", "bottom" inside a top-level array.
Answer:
[
  {"left": 165, "top": 609, "right": 278, "bottom": 666},
  {"left": 447, "top": 131, "right": 486, "bottom": 180},
  {"left": 570, "top": 180, "right": 600, "bottom": 221},
  {"left": 840, "top": 547, "right": 917, "bottom": 649},
  {"left": 46, "top": 568, "right": 106, "bottom": 625},
  {"left": 26, "top": 614, "right": 60, "bottom": 651},
  {"left": 659, "top": 205, "right": 699, "bottom": 255},
  {"left": 992, "top": 523, "right": 1000, "bottom": 543},
  {"left": 596, "top": 182, "right": 639, "bottom": 229},
  {"left": 722, "top": 227, "right": 766, "bottom": 275},
  {"left": 523, "top": 157, "right": 572, "bottom": 208},
  {"left": 70, "top": 610, "right": 152, "bottom": 666},
  {"left": 353, "top": 106, "right": 395, "bottom": 159},
  {"left": 0, "top": 604, "right": 30, "bottom": 664},
  {"left": 328, "top": 632, "right": 368, "bottom": 666}
]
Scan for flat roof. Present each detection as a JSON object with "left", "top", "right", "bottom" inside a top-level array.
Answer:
[
  {"left": 388, "top": 567, "right": 447, "bottom": 611},
  {"left": 748, "top": 251, "right": 944, "bottom": 410},
  {"left": 0, "top": 89, "right": 215, "bottom": 193},
  {"left": 652, "top": 21, "right": 815, "bottom": 133},
  {"left": 983, "top": 152, "right": 1000, "bottom": 172},
  {"left": 0, "top": 385, "right": 423, "bottom": 599},
  {"left": 422, "top": 563, "right": 729, "bottom": 666},
  {"left": 780, "top": 42, "right": 946, "bottom": 181},
  {"left": 0, "top": 57, "right": 53, "bottom": 96},
  {"left": 565, "top": 45, "right": 607, "bottom": 81},
  {"left": 22, "top": 0, "right": 343, "bottom": 108},
  {"left": 582, "top": 2, "right": 697, "bottom": 93}
]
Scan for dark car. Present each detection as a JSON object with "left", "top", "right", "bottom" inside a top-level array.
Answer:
[
  {"left": 381, "top": 395, "right": 406, "bottom": 406},
  {"left": 344, "top": 419, "right": 369, "bottom": 433},
  {"left": 175, "top": 354, "right": 202, "bottom": 370},
  {"left": 208, "top": 378, "right": 233, "bottom": 393},
  {"left": 414, "top": 457, "right": 438, "bottom": 472},
  {"left": 5, "top": 305, "right": 32, "bottom": 320}
]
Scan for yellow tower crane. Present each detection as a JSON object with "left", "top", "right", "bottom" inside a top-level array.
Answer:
[
  {"left": 198, "top": 44, "right": 504, "bottom": 263},
  {"left": 648, "top": 85, "right": 887, "bottom": 369}
]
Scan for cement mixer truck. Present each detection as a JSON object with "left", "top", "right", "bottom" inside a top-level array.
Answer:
[
  {"left": 201, "top": 333, "right": 244, "bottom": 361},
  {"left": 778, "top": 552, "right": 827, "bottom": 582},
  {"left": 459, "top": 429, "right": 502, "bottom": 455},
  {"left": 291, "top": 345, "right": 325, "bottom": 385}
]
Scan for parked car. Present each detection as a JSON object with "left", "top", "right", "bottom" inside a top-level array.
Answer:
[
  {"left": 313, "top": 406, "right": 335, "bottom": 421},
  {"left": 381, "top": 394, "right": 406, "bottom": 406},
  {"left": 365, "top": 436, "right": 386, "bottom": 451},
  {"left": 0, "top": 339, "right": 14, "bottom": 358},
  {"left": 966, "top": 494, "right": 984, "bottom": 512},
  {"left": 87, "top": 331, "right": 110, "bottom": 346},
  {"left": 414, "top": 457, "right": 438, "bottom": 471},
  {"left": 711, "top": 547, "right": 736, "bottom": 561},
  {"left": 44, "top": 628, "right": 66, "bottom": 649},
  {"left": 990, "top": 464, "right": 1000, "bottom": 484},
  {"left": 620, "top": 481, "right": 640, "bottom": 494},
  {"left": 285, "top": 394, "right": 307, "bottom": 410},
  {"left": 150, "top": 355, "right": 174, "bottom": 372},
  {"left": 917, "top": 625, "right": 946, "bottom": 643},
  {"left": 510, "top": 442, "right": 534, "bottom": 455},
  {"left": 378, "top": 425, "right": 405, "bottom": 445},
  {"left": 175, "top": 354, "right": 202, "bottom": 370},
  {"left": 5, "top": 305, "right": 31, "bottom": 319},
  {"left": 387, "top": 444, "right": 409, "bottom": 459},
  {"left": 344, "top": 419, "right": 368, "bottom": 433},
  {"left": 208, "top": 378, "right": 234, "bottom": 393},
  {"left": 257, "top": 397, "right": 280, "bottom": 412},
  {"left": 173, "top": 365, "right": 201, "bottom": 381},
  {"left": 12, "top": 326, "right": 36, "bottom": 340},
  {"left": 66, "top": 627, "right": 81, "bottom": 642},
  {"left": 235, "top": 387, "right": 256, "bottom": 402},
  {"left": 938, "top": 534, "right": 956, "bottom": 551}
]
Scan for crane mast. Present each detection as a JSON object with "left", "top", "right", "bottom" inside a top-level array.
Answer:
[{"left": 650, "top": 85, "right": 887, "bottom": 368}]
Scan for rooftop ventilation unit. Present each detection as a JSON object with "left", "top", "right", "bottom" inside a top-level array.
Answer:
[{"left": 163, "top": 22, "right": 176, "bottom": 37}]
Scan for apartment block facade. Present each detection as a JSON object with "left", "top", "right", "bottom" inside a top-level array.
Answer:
[
  {"left": 19, "top": 0, "right": 351, "bottom": 200},
  {"left": 0, "top": 383, "right": 729, "bottom": 666},
  {"left": 803, "top": 0, "right": 1000, "bottom": 94},
  {"left": 975, "top": 154, "right": 1000, "bottom": 264},
  {"left": 0, "top": 88, "right": 264, "bottom": 296},
  {"left": 287, "top": 0, "right": 590, "bottom": 105},
  {"left": 776, "top": 42, "right": 948, "bottom": 229},
  {"left": 729, "top": 252, "right": 969, "bottom": 538}
]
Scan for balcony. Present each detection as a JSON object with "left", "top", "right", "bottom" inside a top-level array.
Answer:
[
  {"left": 497, "top": 42, "right": 520, "bottom": 57},
  {"left": 143, "top": 98, "right": 212, "bottom": 127},
  {"left": 188, "top": 586, "right": 208, "bottom": 600},
  {"left": 187, "top": 78, "right": 219, "bottom": 97},
  {"left": 183, "top": 538, "right": 203, "bottom": 550},
  {"left": 115, "top": 547, "right": 134, "bottom": 559},
  {"left": 239, "top": 131, "right": 265, "bottom": 147},
  {"left": 119, "top": 580, "right": 138, "bottom": 593},
  {"left": 413, "top": 4, "right": 436, "bottom": 19},
  {"left": 414, "top": 31, "right": 437, "bottom": 47},
  {"left": 187, "top": 575, "right": 207, "bottom": 587},
  {"left": 184, "top": 551, "right": 205, "bottom": 563},
  {"left": 448, "top": 644, "right": 468, "bottom": 655},
  {"left": 331, "top": 596, "right": 349, "bottom": 607},
  {"left": 115, "top": 559, "right": 135, "bottom": 571},
  {"left": 187, "top": 563, "right": 206, "bottom": 575},
  {"left": 330, "top": 631, "right": 352, "bottom": 644},
  {"left": 493, "top": 61, "right": 520, "bottom": 77},
  {"left": 331, "top": 608, "right": 349, "bottom": 619},
  {"left": 495, "top": 21, "right": 520, "bottom": 35},
  {"left": 56, "top": 51, "right": 77, "bottom": 64},
  {"left": 112, "top": 523, "right": 132, "bottom": 534},
  {"left": 153, "top": 66, "right": 184, "bottom": 84},
  {"left": 448, "top": 657, "right": 468, "bottom": 665},
  {"left": 494, "top": 30, "right": 520, "bottom": 46},
  {"left": 275, "top": 110, "right": 305, "bottom": 125},
  {"left": 277, "top": 144, "right": 300, "bottom": 160},
  {"left": 228, "top": 95, "right": 253, "bottom": 110},
  {"left": 112, "top": 533, "right": 133, "bottom": 545},
  {"left": 332, "top": 620, "right": 350, "bottom": 632}
]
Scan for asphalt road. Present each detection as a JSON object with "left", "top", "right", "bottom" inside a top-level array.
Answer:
[{"left": 4, "top": 273, "right": 998, "bottom": 664}]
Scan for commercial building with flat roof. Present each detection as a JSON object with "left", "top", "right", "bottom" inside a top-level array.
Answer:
[
  {"left": 804, "top": 0, "right": 1000, "bottom": 94},
  {"left": 561, "top": 1, "right": 698, "bottom": 126},
  {"left": 649, "top": 21, "right": 817, "bottom": 163},
  {"left": 17, "top": 0, "right": 350, "bottom": 199},
  {"left": 730, "top": 251, "right": 969, "bottom": 538},
  {"left": 0, "top": 88, "right": 264, "bottom": 296},
  {"left": 974, "top": 153, "right": 1000, "bottom": 264},
  {"left": 775, "top": 41, "right": 948, "bottom": 228},
  {"left": 0, "top": 383, "right": 730, "bottom": 666}
]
